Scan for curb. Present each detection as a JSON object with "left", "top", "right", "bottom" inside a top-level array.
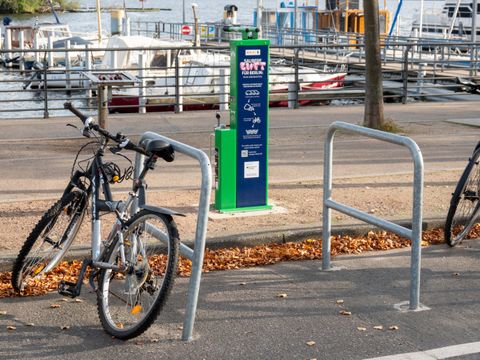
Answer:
[{"left": 0, "top": 217, "right": 446, "bottom": 272}]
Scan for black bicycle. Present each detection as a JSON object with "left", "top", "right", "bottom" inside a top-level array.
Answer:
[
  {"left": 445, "top": 142, "right": 480, "bottom": 247},
  {"left": 12, "top": 102, "right": 182, "bottom": 339}
]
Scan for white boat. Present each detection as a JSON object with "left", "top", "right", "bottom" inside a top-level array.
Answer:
[
  {"left": 1, "top": 15, "right": 108, "bottom": 69},
  {"left": 106, "top": 36, "right": 346, "bottom": 112},
  {"left": 411, "top": 0, "right": 480, "bottom": 40}
]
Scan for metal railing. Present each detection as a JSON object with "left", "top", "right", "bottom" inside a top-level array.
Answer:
[
  {"left": 0, "top": 39, "right": 480, "bottom": 119},
  {"left": 322, "top": 121, "right": 426, "bottom": 311},
  {"left": 133, "top": 131, "right": 212, "bottom": 341}
]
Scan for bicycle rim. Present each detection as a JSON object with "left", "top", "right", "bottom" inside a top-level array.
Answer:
[
  {"left": 97, "top": 211, "right": 178, "bottom": 339},
  {"left": 446, "top": 150, "right": 480, "bottom": 246}
]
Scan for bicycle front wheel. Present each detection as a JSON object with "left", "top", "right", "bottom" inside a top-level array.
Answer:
[
  {"left": 445, "top": 148, "right": 480, "bottom": 247},
  {"left": 97, "top": 210, "right": 179, "bottom": 340},
  {"left": 11, "top": 190, "right": 87, "bottom": 292}
]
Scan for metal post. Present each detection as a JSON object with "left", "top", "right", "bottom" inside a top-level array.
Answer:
[
  {"left": 47, "top": 35, "right": 54, "bottom": 67},
  {"left": 419, "top": 0, "right": 424, "bottom": 38},
  {"left": 5, "top": 28, "right": 11, "bottom": 68},
  {"left": 322, "top": 121, "right": 425, "bottom": 311},
  {"left": 321, "top": 129, "right": 333, "bottom": 270},
  {"left": 293, "top": 49, "right": 299, "bottom": 109},
  {"left": 96, "top": 0, "right": 103, "bottom": 42},
  {"left": 294, "top": 0, "right": 298, "bottom": 45},
  {"left": 43, "top": 59, "right": 49, "bottom": 119},
  {"left": 471, "top": 0, "right": 478, "bottom": 76},
  {"left": 123, "top": 17, "right": 131, "bottom": 36},
  {"left": 134, "top": 131, "right": 212, "bottom": 341},
  {"left": 219, "top": 68, "right": 229, "bottom": 111},
  {"left": 175, "top": 53, "right": 183, "bottom": 113},
  {"left": 85, "top": 44, "right": 93, "bottom": 102},
  {"left": 34, "top": 32, "right": 40, "bottom": 62},
  {"left": 138, "top": 52, "right": 146, "bottom": 114},
  {"left": 257, "top": 0, "right": 263, "bottom": 37},
  {"left": 18, "top": 31, "right": 25, "bottom": 72},
  {"left": 65, "top": 40, "right": 71, "bottom": 92},
  {"left": 183, "top": 0, "right": 186, "bottom": 24},
  {"left": 402, "top": 45, "right": 410, "bottom": 104},
  {"left": 98, "top": 85, "right": 108, "bottom": 128}
]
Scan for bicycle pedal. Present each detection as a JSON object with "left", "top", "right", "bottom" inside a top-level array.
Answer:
[{"left": 58, "top": 280, "right": 81, "bottom": 298}]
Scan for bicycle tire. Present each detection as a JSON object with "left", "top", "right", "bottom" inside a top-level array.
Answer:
[
  {"left": 445, "top": 148, "right": 480, "bottom": 247},
  {"left": 96, "top": 210, "right": 179, "bottom": 340},
  {"left": 11, "top": 190, "right": 87, "bottom": 292}
]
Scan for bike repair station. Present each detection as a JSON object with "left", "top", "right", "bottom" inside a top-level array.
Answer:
[{"left": 215, "top": 26, "right": 272, "bottom": 212}]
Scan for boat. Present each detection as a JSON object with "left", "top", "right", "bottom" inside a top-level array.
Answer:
[
  {"left": 106, "top": 36, "right": 346, "bottom": 112},
  {"left": 1, "top": 0, "right": 106, "bottom": 69},
  {"left": 411, "top": 0, "right": 480, "bottom": 40},
  {"left": 257, "top": 0, "right": 390, "bottom": 45}
]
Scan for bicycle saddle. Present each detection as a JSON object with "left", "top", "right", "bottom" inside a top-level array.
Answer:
[{"left": 145, "top": 139, "right": 175, "bottom": 162}]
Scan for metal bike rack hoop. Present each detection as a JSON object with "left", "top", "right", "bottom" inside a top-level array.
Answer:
[
  {"left": 133, "top": 131, "right": 212, "bottom": 341},
  {"left": 322, "top": 121, "right": 426, "bottom": 311}
]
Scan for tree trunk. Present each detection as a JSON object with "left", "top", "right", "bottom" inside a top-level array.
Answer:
[{"left": 363, "top": 0, "right": 384, "bottom": 128}]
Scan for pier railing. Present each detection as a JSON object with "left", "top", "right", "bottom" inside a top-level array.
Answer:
[{"left": 0, "top": 39, "right": 479, "bottom": 119}]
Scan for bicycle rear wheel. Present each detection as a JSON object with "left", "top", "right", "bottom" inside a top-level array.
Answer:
[
  {"left": 445, "top": 148, "right": 480, "bottom": 247},
  {"left": 11, "top": 190, "right": 87, "bottom": 292},
  {"left": 96, "top": 210, "right": 179, "bottom": 340}
]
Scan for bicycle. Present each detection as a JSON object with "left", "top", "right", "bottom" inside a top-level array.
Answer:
[
  {"left": 445, "top": 142, "right": 480, "bottom": 247},
  {"left": 11, "top": 102, "right": 182, "bottom": 339}
]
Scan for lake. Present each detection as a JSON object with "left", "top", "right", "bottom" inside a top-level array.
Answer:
[{"left": 3, "top": 0, "right": 446, "bottom": 37}]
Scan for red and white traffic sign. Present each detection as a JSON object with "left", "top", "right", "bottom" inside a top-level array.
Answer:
[{"left": 181, "top": 25, "right": 191, "bottom": 35}]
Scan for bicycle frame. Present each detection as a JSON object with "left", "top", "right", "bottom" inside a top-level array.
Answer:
[{"left": 65, "top": 138, "right": 156, "bottom": 272}]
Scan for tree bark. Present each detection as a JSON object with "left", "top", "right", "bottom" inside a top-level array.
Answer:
[{"left": 363, "top": 0, "right": 384, "bottom": 128}]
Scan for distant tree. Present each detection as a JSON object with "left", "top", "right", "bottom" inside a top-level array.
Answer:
[
  {"left": 0, "top": 0, "right": 77, "bottom": 14},
  {"left": 363, "top": 0, "right": 385, "bottom": 129}
]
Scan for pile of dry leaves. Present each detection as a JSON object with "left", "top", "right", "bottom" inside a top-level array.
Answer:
[{"left": 0, "top": 227, "right": 448, "bottom": 298}]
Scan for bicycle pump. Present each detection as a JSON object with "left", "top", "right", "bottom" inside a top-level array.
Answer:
[{"left": 214, "top": 25, "right": 271, "bottom": 212}]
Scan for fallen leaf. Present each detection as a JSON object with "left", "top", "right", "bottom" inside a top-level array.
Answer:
[
  {"left": 60, "top": 325, "right": 70, "bottom": 330},
  {"left": 7, "top": 325, "right": 16, "bottom": 331},
  {"left": 73, "top": 298, "right": 84, "bottom": 303},
  {"left": 151, "top": 339, "right": 160, "bottom": 343},
  {"left": 50, "top": 304, "right": 61, "bottom": 309},
  {"left": 339, "top": 310, "right": 352, "bottom": 316},
  {"left": 0, "top": 311, "right": 6, "bottom": 315},
  {"left": 373, "top": 325, "right": 384, "bottom": 330},
  {"left": 177, "top": 325, "right": 184, "bottom": 330},
  {"left": 239, "top": 282, "right": 247, "bottom": 286},
  {"left": 357, "top": 326, "right": 367, "bottom": 331},
  {"left": 60, "top": 298, "right": 69, "bottom": 302},
  {"left": 336, "top": 299, "right": 344, "bottom": 305},
  {"left": 135, "top": 341, "right": 144, "bottom": 346},
  {"left": 277, "top": 293, "right": 288, "bottom": 298},
  {"left": 26, "top": 323, "right": 35, "bottom": 327},
  {"left": 389, "top": 325, "right": 399, "bottom": 331},
  {"left": 306, "top": 341, "right": 316, "bottom": 346}
]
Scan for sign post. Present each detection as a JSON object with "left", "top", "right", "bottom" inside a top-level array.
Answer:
[{"left": 214, "top": 26, "right": 271, "bottom": 212}]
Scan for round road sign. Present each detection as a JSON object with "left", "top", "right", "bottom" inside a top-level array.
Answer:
[{"left": 181, "top": 25, "right": 191, "bottom": 35}]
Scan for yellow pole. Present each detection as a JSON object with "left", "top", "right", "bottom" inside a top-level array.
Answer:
[{"left": 96, "top": 0, "right": 102, "bottom": 42}]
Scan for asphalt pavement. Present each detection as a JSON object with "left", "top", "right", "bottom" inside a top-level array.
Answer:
[
  {"left": 2, "top": 101, "right": 480, "bottom": 359},
  {"left": 1, "top": 241, "right": 480, "bottom": 360}
]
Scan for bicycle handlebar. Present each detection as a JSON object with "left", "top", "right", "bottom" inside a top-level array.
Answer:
[
  {"left": 64, "top": 102, "right": 89, "bottom": 124},
  {"left": 63, "top": 102, "right": 148, "bottom": 156}
]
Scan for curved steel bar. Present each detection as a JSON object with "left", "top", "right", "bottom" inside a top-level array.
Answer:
[
  {"left": 134, "top": 131, "right": 212, "bottom": 341},
  {"left": 322, "top": 121, "right": 424, "bottom": 311}
]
